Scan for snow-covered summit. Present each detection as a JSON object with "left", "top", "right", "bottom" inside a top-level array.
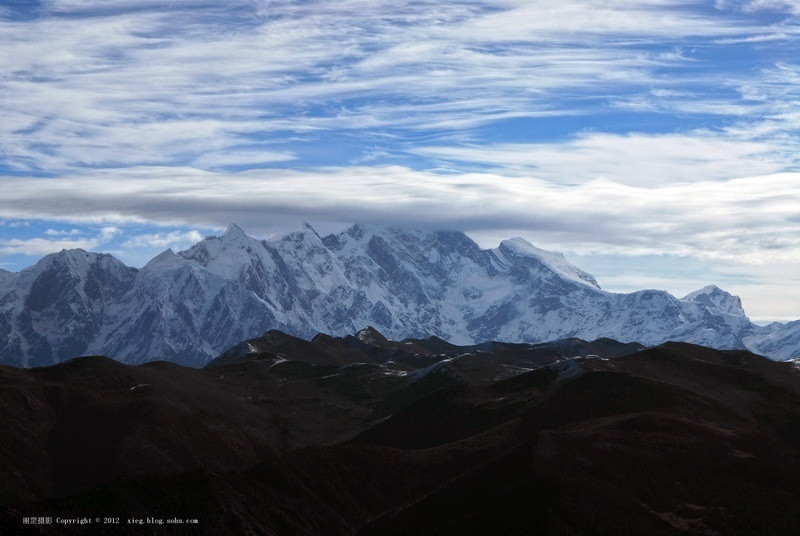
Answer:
[
  {"left": 683, "top": 285, "right": 747, "bottom": 318},
  {"left": 496, "top": 238, "right": 600, "bottom": 289},
  {"left": 1, "top": 222, "right": 797, "bottom": 367},
  {"left": 143, "top": 248, "right": 184, "bottom": 272},
  {"left": 179, "top": 224, "right": 270, "bottom": 279},
  {"left": 12, "top": 249, "right": 135, "bottom": 293},
  {"left": 223, "top": 223, "right": 248, "bottom": 240}
]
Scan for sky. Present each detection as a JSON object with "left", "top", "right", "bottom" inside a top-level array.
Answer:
[{"left": 1, "top": 0, "right": 799, "bottom": 322}]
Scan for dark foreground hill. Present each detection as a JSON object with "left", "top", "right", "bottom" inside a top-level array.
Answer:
[{"left": 2, "top": 330, "right": 799, "bottom": 535}]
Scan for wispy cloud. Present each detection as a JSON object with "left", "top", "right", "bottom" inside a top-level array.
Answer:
[
  {"left": 2, "top": 167, "right": 800, "bottom": 264},
  {"left": 415, "top": 128, "right": 800, "bottom": 185},
  {"left": 1, "top": 0, "right": 791, "bottom": 174},
  {"left": 718, "top": 0, "right": 800, "bottom": 14}
]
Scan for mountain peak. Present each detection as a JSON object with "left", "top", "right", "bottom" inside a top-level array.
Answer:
[
  {"left": 301, "top": 222, "right": 320, "bottom": 236},
  {"left": 341, "top": 223, "right": 405, "bottom": 239},
  {"left": 344, "top": 223, "right": 381, "bottom": 240},
  {"left": 683, "top": 285, "right": 746, "bottom": 318},
  {"left": 143, "top": 248, "right": 182, "bottom": 270},
  {"left": 499, "top": 237, "right": 545, "bottom": 256},
  {"left": 269, "top": 223, "right": 327, "bottom": 250},
  {"left": 355, "top": 326, "right": 391, "bottom": 346},
  {"left": 223, "top": 223, "right": 247, "bottom": 240},
  {"left": 32, "top": 248, "right": 125, "bottom": 277},
  {"left": 46, "top": 248, "right": 92, "bottom": 262},
  {"left": 179, "top": 223, "right": 265, "bottom": 271},
  {"left": 497, "top": 238, "right": 600, "bottom": 289}
]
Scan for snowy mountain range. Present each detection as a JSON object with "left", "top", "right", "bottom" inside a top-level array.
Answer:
[{"left": 1, "top": 223, "right": 798, "bottom": 367}]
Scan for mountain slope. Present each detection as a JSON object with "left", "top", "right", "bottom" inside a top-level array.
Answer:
[
  {"left": 0, "top": 224, "right": 795, "bottom": 366},
  {"left": 3, "top": 336, "right": 800, "bottom": 535},
  {"left": 0, "top": 250, "right": 136, "bottom": 367},
  {"left": 0, "top": 328, "right": 638, "bottom": 506}
]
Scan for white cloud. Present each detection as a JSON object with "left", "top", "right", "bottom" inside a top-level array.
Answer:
[
  {"left": 0, "top": 0, "right": 790, "bottom": 173},
  {"left": 100, "top": 227, "right": 121, "bottom": 240},
  {"left": 714, "top": 0, "right": 800, "bottom": 13},
  {"left": 415, "top": 131, "right": 792, "bottom": 185},
  {"left": 1, "top": 237, "right": 100, "bottom": 256},
  {"left": 446, "top": 0, "right": 751, "bottom": 41},
  {"left": 0, "top": 226, "right": 120, "bottom": 256},
  {"left": 742, "top": 0, "right": 800, "bottom": 13},
  {"left": 2, "top": 166, "right": 800, "bottom": 265},
  {"left": 121, "top": 230, "right": 204, "bottom": 250},
  {"left": 44, "top": 228, "right": 82, "bottom": 236}
]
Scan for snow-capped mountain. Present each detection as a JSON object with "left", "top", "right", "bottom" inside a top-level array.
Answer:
[
  {"left": 743, "top": 319, "right": 800, "bottom": 362},
  {"left": 683, "top": 285, "right": 746, "bottom": 317},
  {"left": 0, "top": 223, "right": 796, "bottom": 366}
]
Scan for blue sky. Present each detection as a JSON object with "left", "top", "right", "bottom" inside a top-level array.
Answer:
[{"left": 1, "top": 0, "right": 800, "bottom": 322}]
